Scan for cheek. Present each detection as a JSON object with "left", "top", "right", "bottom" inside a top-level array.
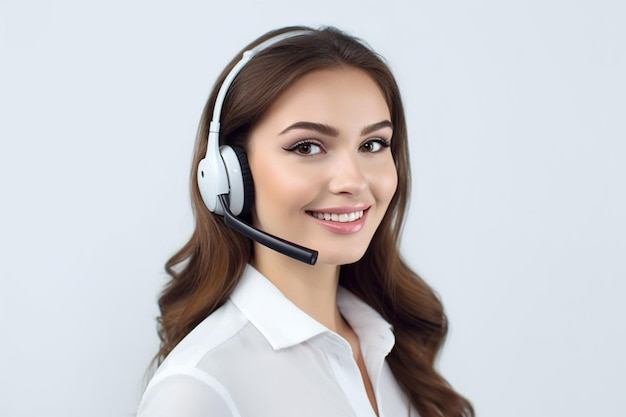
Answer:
[
  {"left": 249, "top": 159, "right": 313, "bottom": 219},
  {"left": 255, "top": 165, "right": 305, "bottom": 197},
  {"left": 372, "top": 159, "right": 399, "bottom": 206}
]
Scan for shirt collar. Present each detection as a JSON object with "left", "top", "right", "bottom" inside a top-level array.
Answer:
[
  {"left": 337, "top": 286, "right": 395, "bottom": 353},
  {"left": 230, "top": 264, "right": 395, "bottom": 353},
  {"left": 230, "top": 264, "right": 329, "bottom": 350}
]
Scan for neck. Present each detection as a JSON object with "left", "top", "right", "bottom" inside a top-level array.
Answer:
[{"left": 251, "top": 243, "right": 344, "bottom": 332}]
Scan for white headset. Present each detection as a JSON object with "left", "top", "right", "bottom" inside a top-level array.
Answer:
[{"left": 197, "top": 30, "right": 312, "bottom": 217}]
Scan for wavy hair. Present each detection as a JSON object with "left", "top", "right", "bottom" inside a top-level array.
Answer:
[{"left": 154, "top": 26, "right": 473, "bottom": 417}]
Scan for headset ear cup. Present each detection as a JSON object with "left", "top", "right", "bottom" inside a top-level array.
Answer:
[{"left": 231, "top": 146, "right": 255, "bottom": 216}]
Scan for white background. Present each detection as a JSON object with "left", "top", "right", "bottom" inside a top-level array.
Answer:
[{"left": 1, "top": 1, "right": 624, "bottom": 416}]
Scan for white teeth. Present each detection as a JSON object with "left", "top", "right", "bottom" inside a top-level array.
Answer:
[{"left": 311, "top": 210, "right": 364, "bottom": 223}]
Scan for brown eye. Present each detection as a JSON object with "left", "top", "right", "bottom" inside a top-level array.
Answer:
[
  {"left": 283, "top": 141, "right": 323, "bottom": 156},
  {"left": 298, "top": 143, "right": 312, "bottom": 154},
  {"left": 361, "top": 142, "right": 375, "bottom": 152},
  {"left": 360, "top": 139, "right": 390, "bottom": 153}
]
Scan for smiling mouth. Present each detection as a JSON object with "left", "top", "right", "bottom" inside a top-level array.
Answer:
[{"left": 307, "top": 210, "right": 365, "bottom": 223}]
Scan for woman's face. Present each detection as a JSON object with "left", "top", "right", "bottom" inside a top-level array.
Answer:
[{"left": 246, "top": 67, "right": 398, "bottom": 265}]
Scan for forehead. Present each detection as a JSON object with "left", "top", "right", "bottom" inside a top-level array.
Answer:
[{"left": 256, "top": 67, "right": 391, "bottom": 131}]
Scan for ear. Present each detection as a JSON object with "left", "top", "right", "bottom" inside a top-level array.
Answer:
[{"left": 220, "top": 145, "right": 255, "bottom": 216}]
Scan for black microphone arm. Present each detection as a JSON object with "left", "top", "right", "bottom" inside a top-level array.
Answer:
[{"left": 219, "top": 195, "right": 318, "bottom": 265}]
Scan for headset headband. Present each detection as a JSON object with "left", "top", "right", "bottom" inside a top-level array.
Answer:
[{"left": 205, "top": 30, "right": 312, "bottom": 158}]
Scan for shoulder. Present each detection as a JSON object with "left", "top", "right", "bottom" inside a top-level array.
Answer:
[
  {"left": 160, "top": 299, "right": 249, "bottom": 368},
  {"left": 138, "top": 301, "right": 250, "bottom": 417},
  {"left": 137, "top": 370, "right": 240, "bottom": 417}
]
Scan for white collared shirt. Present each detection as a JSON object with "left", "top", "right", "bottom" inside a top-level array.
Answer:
[{"left": 137, "top": 265, "right": 415, "bottom": 417}]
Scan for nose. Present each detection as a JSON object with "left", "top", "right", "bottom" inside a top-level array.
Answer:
[{"left": 328, "top": 152, "right": 368, "bottom": 196}]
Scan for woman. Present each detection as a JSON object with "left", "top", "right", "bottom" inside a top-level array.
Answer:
[{"left": 138, "top": 26, "right": 473, "bottom": 417}]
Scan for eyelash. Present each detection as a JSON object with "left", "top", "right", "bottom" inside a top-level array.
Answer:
[
  {"left": 282, "top": 140, "right": 323, "bottom": 156},
  {"left": 360, "top": 138, "right": 391, "bottom": 153},
  {"left": 282, "top": 138, "right": 391, "bottom": 156}
]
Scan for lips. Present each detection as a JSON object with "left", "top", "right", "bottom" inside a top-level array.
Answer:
[
  {"left": 308, "top": 210, "right": 364, "bottom": 223},
  {"left": 305, "top": 207, "right": 370, "bottom": 235}
]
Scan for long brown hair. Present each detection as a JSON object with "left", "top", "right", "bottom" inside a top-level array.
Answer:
[{"left": 155, "top": 26, "right": 473, "bottom": 417}]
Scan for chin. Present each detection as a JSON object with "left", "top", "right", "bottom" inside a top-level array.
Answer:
[{"left": 317, "top": 247, "right": 368, "bottom": 266}]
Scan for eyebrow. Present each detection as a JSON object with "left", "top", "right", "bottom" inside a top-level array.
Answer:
[
  {"left": 279, "top": 120, "right": 393, "bottom": 137},
  {"left": 361, "top": 120, "right": 393, "bottom": 136}
]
